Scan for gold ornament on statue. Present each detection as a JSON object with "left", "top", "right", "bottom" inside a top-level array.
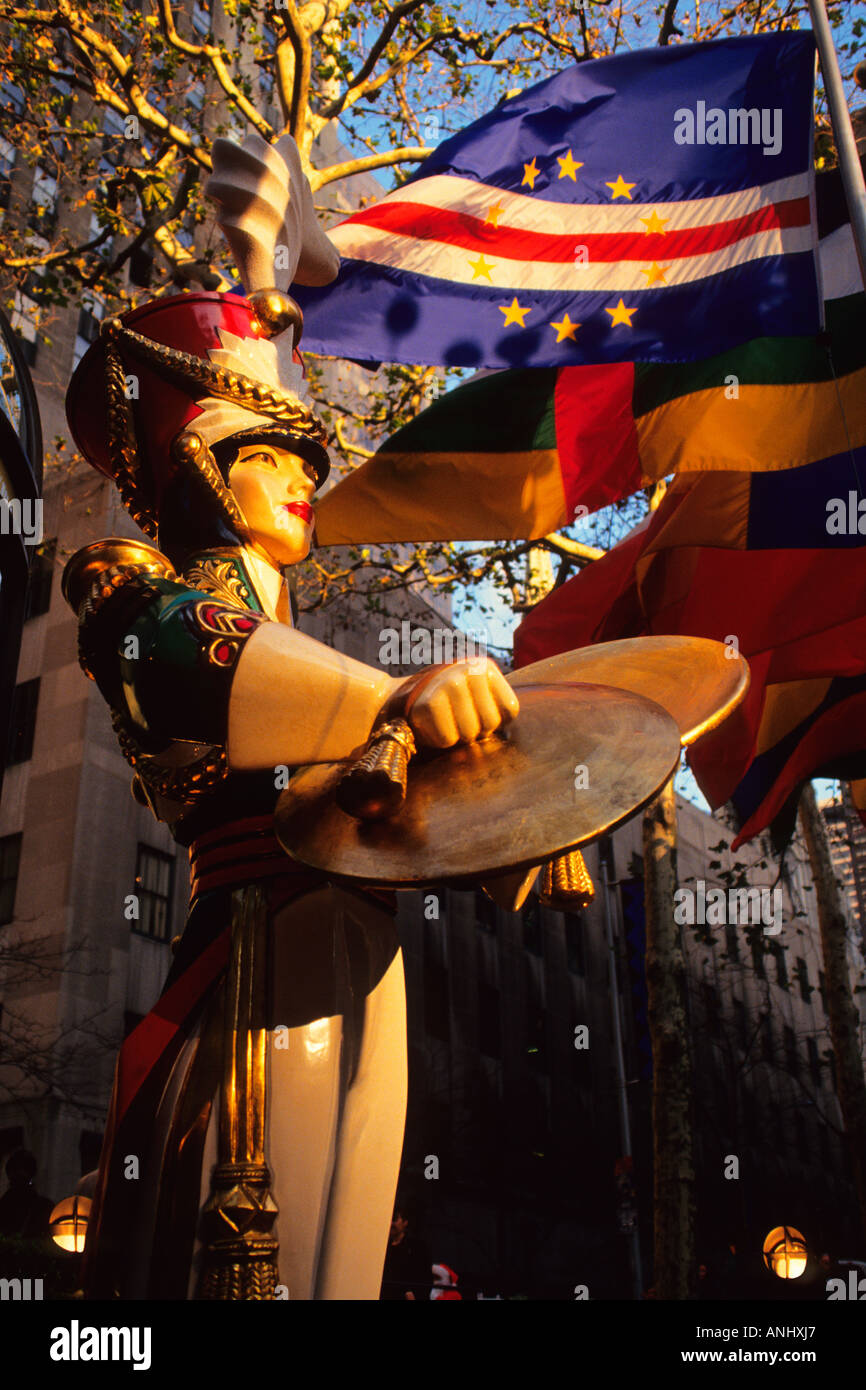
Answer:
[{"left": 537, "top": 849, "right": 595, "bottom": 910}]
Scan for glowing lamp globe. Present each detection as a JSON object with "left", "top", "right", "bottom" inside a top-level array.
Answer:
[
  {"left": 49, "top": 1194, "right": 92, "bottom": 1253},
  {"left": 762, "top": 1225, "right": 807, "bottom": 1279}
]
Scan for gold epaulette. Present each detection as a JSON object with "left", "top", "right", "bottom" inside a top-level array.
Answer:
[
  {"left": 62, "top": 537, "right": 177, "bottom": 615},
  {"left": 62, "top": 538, "right": 178, "bottom": 681}
]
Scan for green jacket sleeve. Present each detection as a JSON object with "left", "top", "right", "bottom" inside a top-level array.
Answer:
[{"left": 81, "top": 576, "right": 266, "bottom": 748}]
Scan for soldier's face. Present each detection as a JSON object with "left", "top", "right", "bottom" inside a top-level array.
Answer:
[{"left": 228, "top": 443, "right": 318, "bottom": 567}]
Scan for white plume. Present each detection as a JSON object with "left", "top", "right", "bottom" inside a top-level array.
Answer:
[{"left": 206, "top": 130, "right": 340, "bottom": 293}]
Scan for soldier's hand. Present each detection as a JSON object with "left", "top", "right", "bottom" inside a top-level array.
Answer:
[{"left": 407, "top": 658, "right": 519, "bottom": 750}]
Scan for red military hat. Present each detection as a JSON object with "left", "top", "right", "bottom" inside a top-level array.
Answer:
[{"left": 66, "top": 288, "right": 329, "bottom": 538}]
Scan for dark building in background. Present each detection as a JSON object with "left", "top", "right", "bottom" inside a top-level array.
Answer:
[
  {"left": 391, "top": 801, "right": 864, "bottom": 1301},
  {"left": 0, "top": 307, "right": 42, "bottom": 803},
  {"left": 822, "top": 790, "right": 866, "bottom": 946}
]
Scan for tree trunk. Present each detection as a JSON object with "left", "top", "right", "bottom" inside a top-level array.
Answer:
[
  {"left": 643, "top": 778, "right": 696, "bottom": 1298},
  {"left": 799, "top": 783, "right": 866, "bottom": 1243}
]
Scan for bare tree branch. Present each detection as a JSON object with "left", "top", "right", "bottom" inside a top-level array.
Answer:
[{"left": 309, "top": 145, "right": 431, "bottom": 190}]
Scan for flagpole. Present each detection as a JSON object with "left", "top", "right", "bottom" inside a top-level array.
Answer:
[{"left": 809, "top": 0, "right": 866, "bottom": 290}]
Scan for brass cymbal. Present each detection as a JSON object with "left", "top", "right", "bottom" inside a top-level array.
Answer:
[
  {"left": 275, "top": 684, "right": 680, "bottom": 886},
  {"left": 509, "top": 636, "right": 749, "bottom": 746}
]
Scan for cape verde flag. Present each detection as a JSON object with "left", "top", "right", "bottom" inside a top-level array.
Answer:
[{"left": 295, "top": 32, "right": 819, "bottom": 369}]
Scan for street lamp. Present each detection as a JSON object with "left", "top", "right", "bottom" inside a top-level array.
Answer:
[
  {"left": 49, "top": 1195, "right": 92, "bottom": 1253},
  {"left": 762, "top": 1225, "right": 808, "bottom": 1279}
]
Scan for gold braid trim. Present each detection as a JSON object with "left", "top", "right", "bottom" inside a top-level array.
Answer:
[
  {"left": 171, "top": 430, "right": 250, "bottom": 538},
  {"left": 105, "top": 341, "right": 159, "bottom": 538},
  {"left": 110, "top": 707, "right": 228, "bottom": 805},
  {"left": 102, "top": 317, "right": 328, "bottom": 445}
]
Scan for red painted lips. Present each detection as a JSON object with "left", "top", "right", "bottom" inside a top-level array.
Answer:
[{"left": 283, "top": 501, "right": 314, "bottom": 525}]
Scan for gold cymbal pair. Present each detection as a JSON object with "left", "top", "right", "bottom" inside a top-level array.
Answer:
[{"left": 275, "top": 637, "right": 748, "bottom": 888}]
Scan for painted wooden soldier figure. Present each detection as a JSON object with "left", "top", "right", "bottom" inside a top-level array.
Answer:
[{"left": 62, "top": 132, "right": 518, "bottom": 1300}]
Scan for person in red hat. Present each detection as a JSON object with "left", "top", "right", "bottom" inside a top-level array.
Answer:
[{"left": 61, "top": 131, "right": 518, "bottom": 1301}]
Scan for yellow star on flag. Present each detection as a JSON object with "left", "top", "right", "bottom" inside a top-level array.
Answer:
[
  {"left": 522, "top": 157, "right": 540, "bottom": 190},
  {"left": 640, "top": 262, "right": 669, "bottom": 287},
  {"left": 606, "top": 174, "right": 636, "bottom": 200},
  {"left": 557, "top": 149, "right": 583, "bottom": 181},
  {"left": 499, "top": 297, "right": 531, "bottom": 327},
  {"left": 468, "top": 254, "right": 495, "bottom": 281},
  {"left": 640, "top": 210, "right": 669, "bottom": 235},
  {"left": 605, "top": 298, "right": 638, "bottom": 327},
  {"left": 485, "top": 202, "right": 505, "bottom": 227},
  {"left": 550, "top": 313, "right": 580, "bottom": 343}
]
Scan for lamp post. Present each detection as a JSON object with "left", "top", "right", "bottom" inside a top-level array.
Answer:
[
  {"left": 49, "top": 1195, "right": 92, "bottom": 1254},
  {"left": 762, "top": 1225, "right": 808, "bottom": 1280}
]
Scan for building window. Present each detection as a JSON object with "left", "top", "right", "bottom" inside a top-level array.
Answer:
[
  {"left": 88, "top": 211, "right": 111, "bottom": 262},
  {"left": 0, "top": 135, "right": 15, "bottom": 217},
  {"left": 23, "top": 539, "right": 55, "bottom": 621},
  {"left": 522, "top": 899, "right": 542, "bottom": 956},
  {"left": 0, "top": 81, "right": 23, "bottom": 116},
  {"left": 28, "top": 165, "right": 57, "bottom": 235},
  {"left": 0, "top": 833, "right": 22, "bottom": 925},
  {"left": 564, "top": 914, "right": 585, "bottom": 975},
  {"left": 192, "top": 0, "right": 211, "bottom": 36},
  {"left": 10, "top": 288, "right": 39, "bottom": 365},
  {"left": 733, "top": 996, "right": 748, "bottom": 1050},
  {"left": 794, "top": 957, "right": 813, "bottom": 1004},
  {"left": 724, "top": 920, "right": 740, "bottom": 961},
  {"left": 760, "top": 1013, "right": 773, "bottom": 1062},
  {"left": 750, "top": 934, "right": 765, "bottom": 979},
  {"left": 133, "top": 844, "right": 174, "bottom": 942},
  {"left": 6, "top": 679, "right": 39, "bottom": 765},
  {"left": 100, "top": 107, "right": 126, "bottom": 173},
  {"left": 807, "top": 1036, "right": 821, "bottom": 1087},
  {"left": 784, "top": 1024, "right": 799, "bottom": 1077},
  {"left": 818, "top": 971, "right": 828, "bottom": 1013},
  {"left": 771, "top": 943, "right": 788, "bottom": 988},
  {"left": 72, "top": 295, "right": 104, "bottom": 370}
]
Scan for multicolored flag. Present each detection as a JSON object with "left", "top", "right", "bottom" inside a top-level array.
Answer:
[
  {"left": 297, "top": 32, "right": 819, "bottom": 371},
  {"left": 512, "top": 443, "right": 866, "bottom": 847}
]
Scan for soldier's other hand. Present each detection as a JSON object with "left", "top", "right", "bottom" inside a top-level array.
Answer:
[{"left": 408, "top": 658, "right": 519, "bottom": 750}]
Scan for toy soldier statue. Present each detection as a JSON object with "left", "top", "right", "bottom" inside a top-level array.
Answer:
[
  {"left": 62, "top": 129, "right": 746, "bottom": 1301},
  {"left": 62, "top": 132, "right": 520, "bottom": 1300}
]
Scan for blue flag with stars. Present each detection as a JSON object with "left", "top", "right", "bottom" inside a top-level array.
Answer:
[{"left": 293, "top": 32, "right": 819, "bottom": 369}]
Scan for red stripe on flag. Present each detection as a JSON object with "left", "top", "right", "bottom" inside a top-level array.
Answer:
[
  {"left": 339, "top": 197, "right": 811, "bottom": 263},
  {"left": 555, "top": 363, "right": 640, "bottom": 518}
]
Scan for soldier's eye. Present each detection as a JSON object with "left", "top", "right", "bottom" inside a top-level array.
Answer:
[{"left": 249, "top": 451, "right": 278, "bottom": 468}]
